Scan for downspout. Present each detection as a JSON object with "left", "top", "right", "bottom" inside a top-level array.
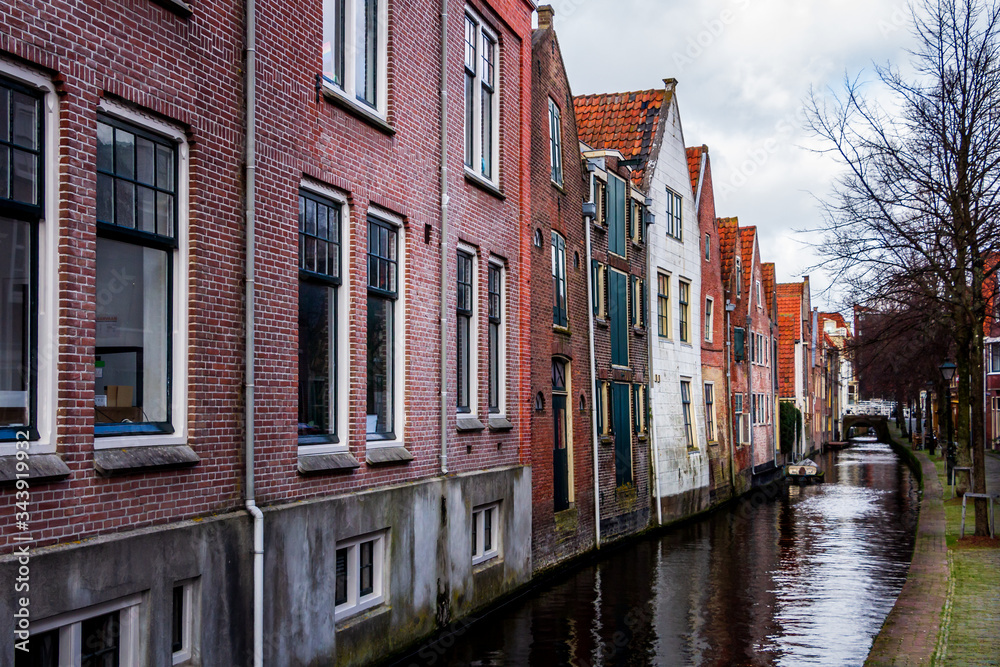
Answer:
[
  {"left": 644, "top": 198, "right": 662, "bottom": 526},
  {"left": 725, "top": 302, "right": 736, "bottom": 492},
  {"left": 244, "top": 0, "right": 264, "bottom": 663},
  {"left": 583, "top": 168, "right": 600, "bottom": 548},
  {"left": 439, "top": 0, "right": 449, "bottom": 474}
]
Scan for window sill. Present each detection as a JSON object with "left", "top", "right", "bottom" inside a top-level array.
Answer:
[
  {"left": 93, "top": 444, "right": 199, "bottom": 477},
  {"left": 637, "top": 434, "right": 647, "bottom": 442},
  {"left": 595, "top": 318, "right": 609, "bottom": 328},
  {"left": 632, "top": 326, "right": 646, "bottom": 336},
  {"left": 365, "top": 445, "right": 414, "bottom": 466},
  {"left": 464, "top": 169, "right": 505, "bottom": 200},
  {"left": 551, "top": 180, "right": 566, "bottom": 194},
  {"left": 708, "top": 440, "right": 719, "bottom": 446},
  {"left": 456, "top": 415, "right": 485, "bottom": 432},
  {"left": 150, "top": 0, "right": 193, "bottom": 18},
  {"left": 298, "top": 451, "right": 361, "bottom": 475},
  {"left": 320, "top": 85, "right": 395, "bottom": 136},
  {"left": 472, "top": 554, "right": 502, "bottom": 572},
  {"left": 553, "top": 324, "right": 571, "bottom": 335},
  {"left": 599, "top": 435, "right": 614, "bottom": 445},
  {"left": 487, "top": 415, "right": 513, "bottom": 432},
  {"left": 592, "top": 221, "right": 607, "bottom": 232},
  {"left": 0, "top": 454, "right": 71, "bottom": 485}
]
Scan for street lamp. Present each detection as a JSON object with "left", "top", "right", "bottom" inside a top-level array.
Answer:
[{"left": 939, "top": 360, "right": 957, "bottom": 483}]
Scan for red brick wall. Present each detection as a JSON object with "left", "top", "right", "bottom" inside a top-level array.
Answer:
[
  {"left": 0, "top": 0, "right": 246, "bottom": 552},
  {"left": 529, "top": 25, "right": 596, "bottom": 570}
]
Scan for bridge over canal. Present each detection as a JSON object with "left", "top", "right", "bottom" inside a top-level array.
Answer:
[{"left": 842, "top": 414, "right": 892, "bottom": 443}]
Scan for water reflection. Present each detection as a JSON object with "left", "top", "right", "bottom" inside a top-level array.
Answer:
[{"left": 387, "top": 442, "right": 918, "bottom": 667}]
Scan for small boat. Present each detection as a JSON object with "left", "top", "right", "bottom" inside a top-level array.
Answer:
[
  {"left": 825, "top": 441, "right": 850, "bottom": 450},
  {"left": 785, "top": 458, "right": 825, "bottom": 484}
]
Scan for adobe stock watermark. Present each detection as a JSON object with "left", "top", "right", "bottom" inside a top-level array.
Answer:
[
  {"left": 673, "top": 0, "right": 755, "bottom": 73},
  {"left": 13, "top": 427, "right": 34, "bottom": 654}
]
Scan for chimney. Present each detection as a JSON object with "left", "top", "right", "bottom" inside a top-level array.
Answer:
[
  {"left": 664, "top": 77, "right": 678, "bottom": 93},
  {"left": 538, "top": 5, "right": 554, "bottom": 30}
]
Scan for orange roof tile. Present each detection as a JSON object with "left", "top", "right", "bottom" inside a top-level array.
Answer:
[
  {"left": 573, "top": 88, "right": 666, "bottom": 185},
  {"left": 718, "top": 216, "right": 739, "bottom": 288},
  {"left": 686, "top": 146, "right": 703, "bottom": 197},
  {"left": 762, "top": 262, "right": 775, "bottom": 314},
  {"left": 738, "top": 226, "right": 756, "bottom": 296}
]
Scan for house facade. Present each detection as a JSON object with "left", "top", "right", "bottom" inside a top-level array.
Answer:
[
  {"left": 528, "top": 7, "right": 596, "bottom": 571},
  {"left": 985, "top": 254, "right": 999, "bottom": 450},
  {"left": 777, "top": 278, "right": 814, "bottom": 458}
]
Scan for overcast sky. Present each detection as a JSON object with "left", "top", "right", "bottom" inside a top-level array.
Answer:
[{"left": 548, "top": 0, "right": 919, "bottom": 312}]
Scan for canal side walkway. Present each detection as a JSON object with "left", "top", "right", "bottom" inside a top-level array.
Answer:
[{"left": 866, "top": 425, "right": 1000, "bottom": 667}]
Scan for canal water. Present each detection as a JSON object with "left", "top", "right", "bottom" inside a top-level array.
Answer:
[{"left": 386, "top": 440, "right": 919, "bottom": 667}]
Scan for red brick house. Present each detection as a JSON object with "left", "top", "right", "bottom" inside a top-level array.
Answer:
[
  {"left": 529, "top": 7, "right": 596, "bottom": 571},
  {"left": 777, "top": 278, "right": 814, "bottom": 457},
  {"left": 984, "top": 253, "right": 999, "bottom": 449}
]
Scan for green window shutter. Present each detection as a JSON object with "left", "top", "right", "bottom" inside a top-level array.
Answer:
[
  {"left": 610, "top": 270, "right": 628, "bottom": 366},
  {"left": 607, "top": 174, "right": 626, "bottom": 256}
]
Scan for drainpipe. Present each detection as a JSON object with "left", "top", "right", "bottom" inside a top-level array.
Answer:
[
  {"left": 244, "top": 0, "right": 264, "bottom": 663},
  {"left": 583, "top": 168, "right": 600, "bottom": 548},
  {"left": 725, "top": 301, "right": 736, "bottom": 493},
  {"left": 438, "top": 0, "right": 450, "bottom": 474},
  {"left": 644, "top": 198, "right": 662, "bottom": 526}
]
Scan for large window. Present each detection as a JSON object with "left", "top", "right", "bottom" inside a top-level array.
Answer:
[
  {"left": 457, "top": 249, "right": 475, "bottom": 412},
  {"left": 679, "top": 280, "right": 690, "bottom": 343},
  {"left": 472, "top": 502, "right": 500, "bottom": 565},
  {"left": 704, "top": 382, "right": 715, "bottom": 441},
  {"left": 298, "top": 191, "right": 341, "bottom": 443},
  {"left": 322, "top": 0, "right": 385, "bottom": 111},
  {"left": 606, "top": 173, "right": 626, "bottom": 257},
  {"left": 465, "top": 10, "right": 498, "bottom": 182},
  {"left": 335, "top": 531, "right": 386, "bottom": 621},
  {"left": 633, "top": 383, "right": 647, "bottom": 437},
  {"left": 989, "top": 342, "right": 1000, "bottom": 373},
  {"left": 488, "top": 261, "right": 504, "bottom": 413},
  {"left": 18, "top": 595, "right": 141, "bottom": 667},
  {"left": 94, "top": 116, "right": 178, "bottom": 436},
  {"left": 591, "top": 260, "right": 607, "bottom": 318},
  {"left": 629, "top": 199, "right": 644, "bottom": 244},
  {"left": 0, "top": 77, "right": 41, "bottom": 441},
  {"left": 548, "top": 98, "right": 562, "bottom": 185},
  {"left": 629, "top": 275, "right": 646, "bottom": 328},
  {"left": 665, "top": 188, "right": 682, "bottom": 240},
  {"left": 367, "top": 218, "right": 397, "bottom": 440},
  {"left": 552, "top": 232, "right": 567, "bottom": 327},
  {"left": 657, "top": 272, "right": 670, "bottom": 338},
  {"left": 681, "top": 380, "right": 694, "bottom": 448}
]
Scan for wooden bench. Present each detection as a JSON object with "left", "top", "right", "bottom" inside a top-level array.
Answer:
[{"left": 960, "top": 492, "right": 999, "bottom": 539}]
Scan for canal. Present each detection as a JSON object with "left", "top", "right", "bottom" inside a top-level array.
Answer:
[{"left": 386, "top": 440, "right": 919, "bottom": 667}]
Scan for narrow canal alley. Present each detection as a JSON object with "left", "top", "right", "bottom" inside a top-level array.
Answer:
[{"left": 387, "top": 441, "right": 919, "bottom": 667}]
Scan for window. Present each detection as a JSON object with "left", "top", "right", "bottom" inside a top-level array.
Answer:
[
  {"left": 756, "top": 280, "right": 762, "bottom": 309},
  {"left": 298, "top": 191, "right": 342, "bottom": 444},
  {"left": 679, "top": 280, "right": 690, "bottom": 342},
  {"left": 0, "top": 77, "right": 42, "bottom": 443},
  {"left": 735, "top": 257, "right": 742, "bottom": 296},
  {"left": 608, "top": 269, "right": 628, "bottom": 367},
  {"left": 681, "top": 380, "right": 694, "bottom": 448},
  {"left": 630, "top": 275, "right": 646, "bottom": 328},
  {"left": 665, "top": 188, "right": 682, "bottom": 240},
  {"left": 657, "top": 272, "right": 670, "bottom": 338},
  {"left": 464, "top": 11, "right": 498, "bottom": 182},
  {"left": 704, "top": 233, "right": 711, "bottom": 261},
  {"left": 606, "top": 173, "right": 627, "bottom": 257},
  {"left": 548, "top": 98, "right": 562, "bottom": 185},
  {"left": 704, "top": 297, "right": 714, "bottom": 342},
  {"left": 734, "top": 326, "right": 745, "bottom": 362},
  {"left": 367, "top": 218, "right": 398, "bottom": 440},
  {"left": 734, "top": 393, "right": 744, "bottom": 445},
  {"left": 595, "top": 379, "right": 605, "bottom": 435},
  {"left": 591, "top": 261, "right": 608, "bottom": 318},
  {"left": 629, "top": 199, "right": 644, "bottom": 243},
  {"left": 594, "top": 178, "right": 607, "bottom": 224},
  {"left": 457, "top": 249, "right": 475, "bottom": 412},
  {"left": 95, "top": 115, "right": 180, "bottom": 437},
  {"left": 18, "top": 595, "right": 141, "bottom": 666},
  {"left": 171, "top": 580, "right": 198, "bottom": 665},
  {"left": 989, "top": 343, "right": 1000, "bottom": 373},
  {"left": 335, "top": 531, "right": 386, "bottom": 621},
  {"left": 472, "top": 502, "right": 500, "bottom": 565},
  {"left": 704, "top": 383, "right": 715, "bottom": 441},
  {"left": 322, "top": 0, "right": 386, "bottom": 112},
  {"left": 633, "top": 383, "right": 647, "bottom": 436},
  {"left": 552, "top": 232, "right": 567, "bottom": 327},
  {"left": 488, "top": 261, "right": 504, "bottom": 413}
]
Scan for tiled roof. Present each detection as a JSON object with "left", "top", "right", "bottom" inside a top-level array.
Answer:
[
  {"left": 762, "top": 262, "right": 775, "bottom": 314},
  {"left": 776, "top": 284, "right": 805, "bottom": 397},
  {"left": 738, "top": 226, "right": 756, "bottom": 296},
  {"left": 718, "top": 216, "right": 739, "bottom": 288},
  {"left": 573, "top": 88, "right": 665, "bottom": 185},
  {"left": 685, "top": 146, "right": 703, "bottom": 197}
]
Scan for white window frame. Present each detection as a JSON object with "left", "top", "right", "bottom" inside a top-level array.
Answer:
[
  {"left": 756, "top": 280, "right": 762, "bottom": 310},
  {"left": 94, "top": 98, "right": 189, "bottom": 450},
  {"left": 704, "top": 382, "right": 716, "bottom": 442},
  {"left": 321, "top": 0, "right": 390, "bottom": 119},
  {"left": 665, "top": 188, "right": 683, "bottom": 241},
  {"left": 487, "top": 258, "right": 507, "bottom": 416},
  {"left": 171, "top": 578, "right": 200, "bottom": 665},
  {"left": 548, "top": 97, "right": 562, "bottom": 186},
  {"left": 299, "top": 180, "right": 351, "bottom": 455},
  {"left": 29, "top": 594, "right": 142, "bottom": 666},
  {"left": 464, "top": 7, "right": 500, "bottom": 186},
  {"left": 365, "top": 207, "right": 406, "bottom": 449},
  {"left": 988, "top": 341, "right": 1000, "bottom": 374},
  {"left": 472, "top": 501, "right": 501, "bottom": 565},
  {"left": 704, "top": 297, "right": 714, "bottom": 343},
  {"left": 457, "top": 242, "right": 479, "bottom": 415},
  {"left": 0, "top": 58, "right": 58, "bottom": 456},
  {"left": 678, "top": 280, "right": 690, "bottom": 343},
  {"left": 335, "top": 530, "right": 387, "bottom": 622}
]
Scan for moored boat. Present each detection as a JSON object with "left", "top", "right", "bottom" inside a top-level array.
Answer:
[{"left": 785, "top": 458, "right": 825, "bottom": 484}]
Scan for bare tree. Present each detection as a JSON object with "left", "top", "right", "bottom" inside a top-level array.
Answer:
[{"left": 807, "top": 0, "right": 1000, "bottom": 535}]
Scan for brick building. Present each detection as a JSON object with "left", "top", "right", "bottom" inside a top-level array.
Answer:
[
  {"left": 690, "top": 145, "right": 733, "bottom": 506},
  {"left": 776, "top": 278, "right": 814, "bottom": 457},
  {"left": 528, "top": 7, "right": 596, "bottom": 572},
  {"left": 984, "top": 254, "right": 999, "bottom": 449}
]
